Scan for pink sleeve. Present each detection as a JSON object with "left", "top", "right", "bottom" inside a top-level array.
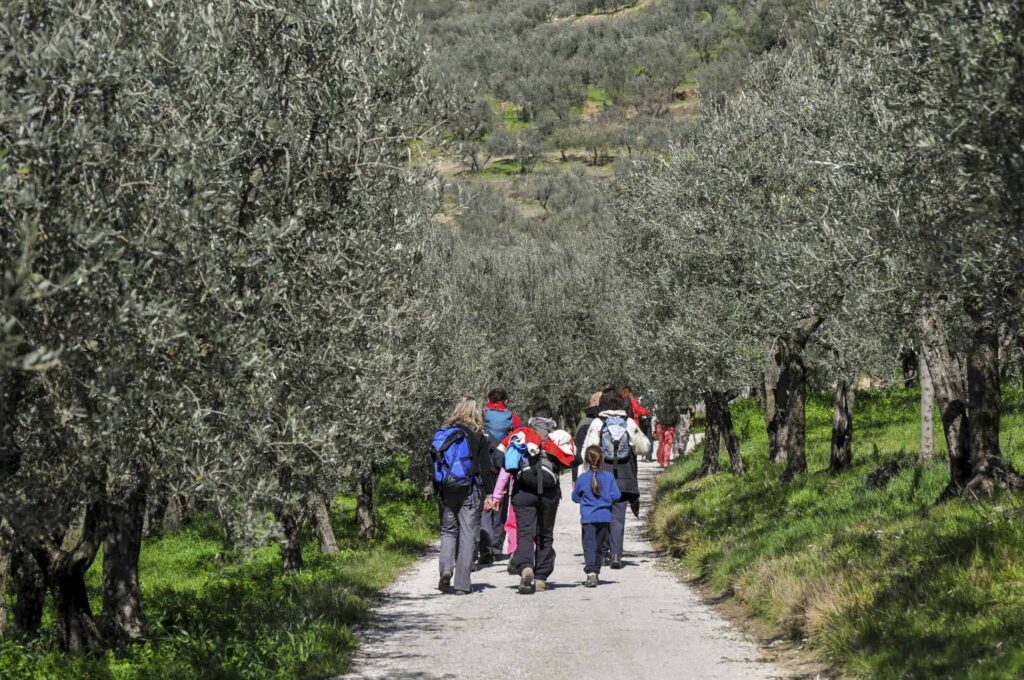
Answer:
[{"left": 491, "top": 469, "right": 512, "bottom": 499}]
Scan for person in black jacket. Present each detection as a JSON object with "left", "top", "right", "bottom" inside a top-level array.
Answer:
[
  {"left": 433, "top": 397, "right": 495, "bottom": 595},
  {"left": 573, "top": 392, "right": 603, "bottom": 482}
]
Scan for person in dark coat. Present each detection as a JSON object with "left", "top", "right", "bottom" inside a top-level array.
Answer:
[
  {"left": 581, "top": 391, "right": 651, "bottom": 569},
  {"left": 572, "top": 391, "right": 603, "bottom": 482}
]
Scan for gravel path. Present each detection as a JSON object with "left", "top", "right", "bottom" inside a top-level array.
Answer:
[{"left": 343, "top": 444, "right": 787, "bottom": 680}]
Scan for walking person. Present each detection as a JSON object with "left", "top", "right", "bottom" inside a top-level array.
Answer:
[
  {"left": 583, "top": 391, "right": 651, "bottom": 569},
  {"left": 572, "top": 446, "right": 621, "bottom": 587},
  {"left": 492, "top": 407, "right": 578, "bottom": 594},
  {"left": 656, "top": 420, "right": 675, "bottom": 467},
  {"left": 572, "top": 392, "right": 602, "bottom": 483},
  {"left": 430, "top": 398, "right": 494, "bottom": 595},
  {"left": 479, "top": 388, "right": 520, "bottom": 564}
]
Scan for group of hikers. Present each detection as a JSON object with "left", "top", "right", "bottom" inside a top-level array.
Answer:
[{"left": 429, "top": 386, "right": 688, "bottom": 595}]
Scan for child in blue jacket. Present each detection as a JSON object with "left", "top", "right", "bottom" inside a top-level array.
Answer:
[{"left": 572, "top": 446, "right": 622, "bottom": 587}]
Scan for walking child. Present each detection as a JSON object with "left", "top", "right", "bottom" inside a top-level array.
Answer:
[{"left": 571, "top": 446, "right": 621, "bottom": 587}]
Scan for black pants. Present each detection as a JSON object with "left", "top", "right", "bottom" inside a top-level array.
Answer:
[
  {"left": 581, "top": 522, "right": 610, "bottom": 574},
  {"left": 510, "top": 487, "right": 560, "bottom": 580},
  {"left": 609, "top": 499, "right": 628, "bottom": 556}
]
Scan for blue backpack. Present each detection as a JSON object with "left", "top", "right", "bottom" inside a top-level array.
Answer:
[
  {"left": 484, "top": 408, "right": 514, "bottom": 443},
  {"left": 431, "top": 427, "right": 475, "bottom": 488}
]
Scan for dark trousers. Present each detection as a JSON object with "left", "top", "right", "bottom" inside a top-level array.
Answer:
[
  {"left": 510, "top": 487, "right": 560, "bottom": 580},
  {"left": 480, "top": 493, "right": 508, "bottom": 558},
  {"left": 582, "top": 522, "right": 610, "bottom": 574},
  {"left": 609, "top": 500, "right": 627, "bottom": 556}
]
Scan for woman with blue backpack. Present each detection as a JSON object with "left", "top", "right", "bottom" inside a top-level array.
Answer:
[
  {"left": 581, "top": 391, "right": 651, "bottom": 569},
  {"left": 430, "top": 397, "right": 496, "bottom": 595}
]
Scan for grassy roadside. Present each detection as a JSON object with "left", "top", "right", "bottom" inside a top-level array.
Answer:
[
  {"left": 1, "top": 487, "right": 436, "bottom": 679},
  {"left": 650, "top": 388, "right": 1024, "bottom": 679}
]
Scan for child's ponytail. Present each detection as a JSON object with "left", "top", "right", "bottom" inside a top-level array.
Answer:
[{"left": 585, "top": 446, "right": 603, "bottom": 497}]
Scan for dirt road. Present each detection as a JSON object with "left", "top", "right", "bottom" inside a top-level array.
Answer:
[{"left": 344, "top": 447, "right": 786, "bottom": 680}]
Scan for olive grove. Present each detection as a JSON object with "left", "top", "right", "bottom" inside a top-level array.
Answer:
[{"left": 1, "top": 0, "right": 437, "bottom": 652}]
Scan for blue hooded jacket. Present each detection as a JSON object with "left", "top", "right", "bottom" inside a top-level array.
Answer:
[{"left": 572, "top": 470, "right": 621, "bottom": 524}]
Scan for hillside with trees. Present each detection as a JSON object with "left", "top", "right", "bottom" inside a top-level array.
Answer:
[{"left": 2, "top": 0, "right": 1023, "bottom": 677}]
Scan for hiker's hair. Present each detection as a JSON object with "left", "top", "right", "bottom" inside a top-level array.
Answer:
[
  {"left": 599, "top": 391, "right": 625, "bottom": 411},
  {"left": 585, "top": 446, "right": 603, "bottom": 496},
  {"left": 446, "top": 397, "right": 483, "bottom": 432},
  {"left": 487, "top": 387, "right": 507, "bottom": 403},
  {"left": 532, "top": 405, "right": 554, "bottom": 419}
]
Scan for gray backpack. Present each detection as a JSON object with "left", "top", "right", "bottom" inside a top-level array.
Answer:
[{"left": 599, "top": 415, "right": 631, "bottom": 463}]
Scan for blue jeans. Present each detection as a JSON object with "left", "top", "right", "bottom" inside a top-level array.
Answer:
[{"left": 582, "top": 522, "right": 610, "bottom": 574}]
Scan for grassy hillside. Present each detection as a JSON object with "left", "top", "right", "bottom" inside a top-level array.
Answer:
[
  {"left": 651, "top": 388, "right": 1024, "bottom": 679},
  {"left": 0, "top": 490, "right": 435, "bottom": 679}
]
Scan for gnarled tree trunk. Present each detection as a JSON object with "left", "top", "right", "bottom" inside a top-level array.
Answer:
[
  {"left": 695, "top": 393, "right": 721, "bottom": 479},
  {"left": 828, "top": 378, "right": 855, "bottom": 474},
  {"left": 0, "top": 532, "right": 10, "bottom": 638},
  {"left": 919, "top": 306, "right": 971, "bottom": 498},
  {"left": 713, "top": 391, "right": 745, "bottom": 477},
  {"left": 962, "top": 310, "right": 1023, "bottom": 497},
  {"left": 356, "top": 476, "right": 376, "bottom": 541},
  {"left": 11, "top": 546, "right": 45, "bottom": 635},
  {"left": 277, "top": 503, "right": 305, "bottom": 575},
  {"left": 308, "top": 492, "right": 338, "bottom": 554},
  {"left": 101, "top": 484, "right": 148, "bottom": 642},
  {"left": 756, "top": 366, "right": 784, "bottom": 464},
  {"left": 776, "top": 338, "right": 808, "bottom": 482}
]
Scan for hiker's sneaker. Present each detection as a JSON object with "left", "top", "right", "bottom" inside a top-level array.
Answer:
[
  {"left": 518, "top": 567, "right": 535, "bottom": 594},
  {"left": 585, "top": 573, "right": 598, "bottom": 588},
  {"left": 438, "top": 571, "right": 452, "bottom": 592},
  {"left": 452, "top": 589, "right": 470, "bottom": 596},
  {"left": 602, "top": 553, "right": 611, "bottom": 566},
  {"left": 535, "top": 579, "right": 547, "bottom": 592},
  {"left": 478, "top": 552, "right": 494, "bottom": 565},
  {"left": 610, "top": 554, "right": 623, "bottom": 570},
  {"left": 507, "top": 562, "right": 518, "bottom": 575}
]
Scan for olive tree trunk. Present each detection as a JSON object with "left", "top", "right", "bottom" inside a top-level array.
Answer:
[
  {"left": 918, "top": 307, "right": 972, "bottom": 498},
  {"left": 11, "top": 547, "right": 45, "bottom": 635},
  {"left": 31, "top": 504, "right": 104, "bottom": 652},
  {"left": 715, "top": 392, "right": 745, "bottom": 477},
  {"left": 919, "top": 351, "right": 936, "bottom": 462},
  {"left": 277, "top": 503, "right": 305, "bottom": 575},
  {"left": 695, "top": 393, "right": 721, "bottom": 479},
  {"left": 776, "top": 339, "right": 809, "bottom": 482},
  {"left": 756, "top": 366, "right": 784, "bottom": 464},
  {"left": 101, "top": 485, "right": 148, "bottom": 642},
  {"left": 356, "top": 476, "right": 376, "bottom": 541},
  {"left": 828, "top": 378, "right": 855, "bottom": 474},
  {"left": 308, "top": 493, "right": 338, "bottom": 554},
  {"left": 962, "top": 311, "right": 1023, "bottom": 497}
]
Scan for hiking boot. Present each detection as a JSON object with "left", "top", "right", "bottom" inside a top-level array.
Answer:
[
  {"left": 535, "top": 579, "right": 547, "bottom": 592},
  {"left": 438, "top": 570, "right": 452, "bottom": 592},
  {"left": 478, "top": 552, "right": 494, "bottom": 565},
  {"left": 507, "top": 562, "right": 518, "bottom": 575},
  {"left": 602, "top": 553, "right": 611, "bottom": 567},
  {"left": 610, "top": 554, "right": 623, "bottom": 569},
  {"left": 585, "top": 573, "right": 598, "bottom": 588},
  {"left": 453, "top": 589, "right": 470, "bottom": 596},
  {"left": 518, "top": 567, "right": 535, "bottom": 594}
]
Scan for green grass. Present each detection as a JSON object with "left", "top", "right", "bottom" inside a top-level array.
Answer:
[
  {"left": 651, "top": 387, "right": 1024, "bottom": 679},
  {"left": 586, "top": 84, "right": 611, "bottom": 106},
  {"left": 1, "top": 489, "right": 435, "bottom": 679}
]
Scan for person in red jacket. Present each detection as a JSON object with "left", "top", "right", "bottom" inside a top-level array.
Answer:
[{"left": 620, "top": 386, "right": 650, "bottom": 425}]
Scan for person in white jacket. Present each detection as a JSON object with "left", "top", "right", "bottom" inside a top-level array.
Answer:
[{"left": 582, "top": 391, "right": 651, "bottom": 569}]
